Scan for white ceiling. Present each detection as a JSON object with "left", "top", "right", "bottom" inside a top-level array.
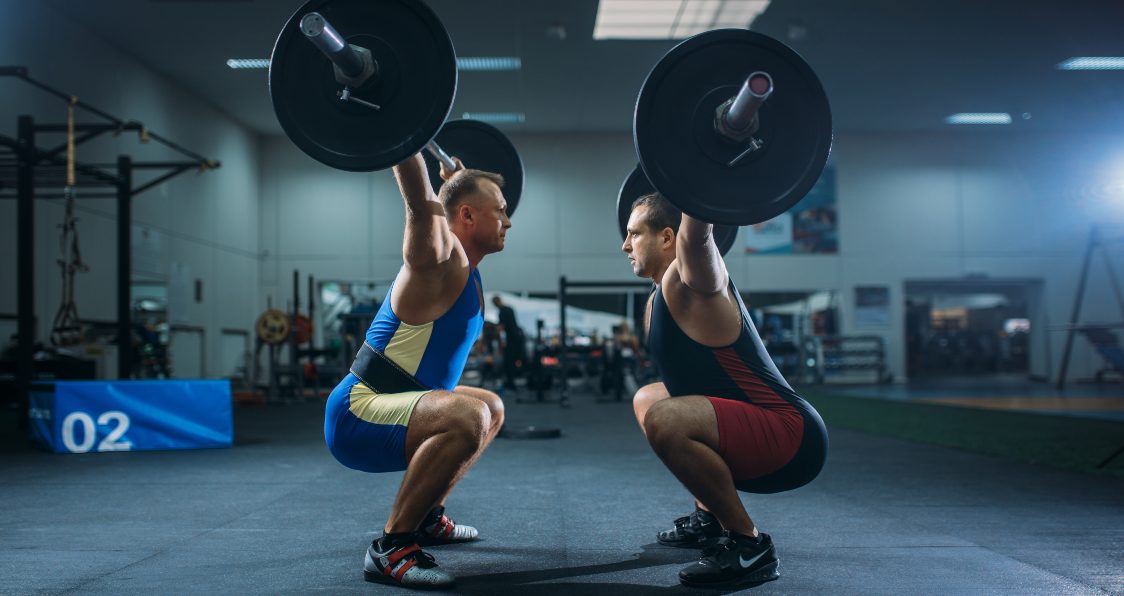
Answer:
[{"left": 45, "top": 0, "right": 1124, "bottom": 136}]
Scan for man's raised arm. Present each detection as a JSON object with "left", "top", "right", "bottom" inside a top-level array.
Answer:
[
  {"left": 676, "top": 214, "right": 728, "bottom": 295},
  {"left": 392, "top": 153, "right": 456, "bottom": 270}
]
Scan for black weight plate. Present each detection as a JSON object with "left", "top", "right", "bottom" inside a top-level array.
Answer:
[
  {"left": 616, "top": 165, "right": 738, "bottom": 256},
  {"left": 270, "top": 0, "right": 457, "bottom": 171},
  {"left": 634, "top": 29, "right": 832, "bottom": 226},
  {"left": 422, "top": 119, "right": 524, "bottom": 217}
]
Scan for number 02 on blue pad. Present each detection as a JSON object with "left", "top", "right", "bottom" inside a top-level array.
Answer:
[{"left": 29, "top": 380, "right": 234, "bottom": 453}]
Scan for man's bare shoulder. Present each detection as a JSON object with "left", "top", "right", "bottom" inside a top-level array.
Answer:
[
  {"left": 394, "top": 247, "right": 472, "bottom": 324},
  {"left": 660, "top": 261, "right": 740, "bottom": 341}
]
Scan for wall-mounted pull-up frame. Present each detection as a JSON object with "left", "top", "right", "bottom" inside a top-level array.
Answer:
[{"left": 1, "top": 66, "right": 222, "bottom": 422}]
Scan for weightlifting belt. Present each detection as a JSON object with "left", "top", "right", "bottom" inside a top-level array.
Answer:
[{"left": 349, "top": 341, "right": 429, "bottom": 394}]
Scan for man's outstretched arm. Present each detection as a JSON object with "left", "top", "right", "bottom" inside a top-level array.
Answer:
[{"left": 676, "top": 214, "right": 727, "bottom": 295}]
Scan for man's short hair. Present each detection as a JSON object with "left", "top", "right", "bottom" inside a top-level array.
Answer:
[
  {"left": 438, "top": 169, "right": 505, "bottom": 216},
  {"left": 631, "top": 192, "right": 681, "bottom": 235}
]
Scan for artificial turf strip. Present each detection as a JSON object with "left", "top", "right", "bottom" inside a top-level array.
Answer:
[{"left": 804, "top": 391, "right": 1124, "bottom": 479}]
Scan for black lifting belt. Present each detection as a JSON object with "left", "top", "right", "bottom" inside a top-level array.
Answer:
[{"left": 349, "top": 341, "right": 429, "bottom": 394}]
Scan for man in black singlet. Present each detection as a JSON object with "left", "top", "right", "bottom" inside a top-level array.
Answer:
[{"left": 622, "top": 193, "right": 828, "bottom": 588}]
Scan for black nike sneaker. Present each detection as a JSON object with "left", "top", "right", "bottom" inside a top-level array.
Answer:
[
  {"left": 416, "top": 506, "right": 480, "bottom": 546},
  {"left": 678, "top": 531, "right": 780, "bottom": 588},
  {"left": 363, "top": 537, "right": 456, "bottom": 590},
  {"left": 657, "top": 507, "right": 723, "bottom": 548}
]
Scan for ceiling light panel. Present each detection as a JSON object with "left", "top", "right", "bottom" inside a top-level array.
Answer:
[
  {"left": 462, "top": 112, "right": 526, "bottom": 124},
  {"left": 945, "top": 113, "right": 1012, "bottom": 125},
  {"left": 1057, "top": 57, "right": 1124, "bottom": 70},
  {"left": 594, "top": 0, "right": 770, "bottom": 40},
  {"left": 226, "top": 58, "right": 270, "bottom": 69},
  {"left": 457, "top": 57, "right": 522, "bottom": 71}
]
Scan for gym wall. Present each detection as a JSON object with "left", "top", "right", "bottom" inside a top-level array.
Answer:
[
  {"left": 261, "top": 130, "right": 1124, "bottom": 384},
  {"left": 0, "top": 2, "right": 262, "bottom": 377},
  {"left": 4, "top": 3, "right": 1119, "bottom": 386}
]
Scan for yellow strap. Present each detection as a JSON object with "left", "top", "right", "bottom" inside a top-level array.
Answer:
[{"left": 66, "top": 96, "right": 77, "bottom": 188}]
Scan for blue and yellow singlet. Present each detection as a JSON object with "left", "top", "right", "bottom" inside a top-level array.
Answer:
[
  {"left": 324, "top": 268, "right": 484, "bottom": 474},
  {"left": 365, "top": 268, "right": 484, "bottom": 391}
]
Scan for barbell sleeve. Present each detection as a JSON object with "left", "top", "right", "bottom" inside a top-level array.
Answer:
[
  {"left": 426, "top": 141, "right": 457, "bottom": 172},
  {"left": 300, "top": 12, "right": 365, "bottom": 79},
  {"left": 724, "top": 71, "right": 774, "bottom": 132}
]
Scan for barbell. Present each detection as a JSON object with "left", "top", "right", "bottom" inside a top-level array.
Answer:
[
  {"left": 269, "top": 0, "right": 523, "bottom": 215},
  {"left": 634, "top": 28, "right": 833, "bottom": 226},
  {"left": 269, "top": 0, "right": 831, "bottom": 229}
]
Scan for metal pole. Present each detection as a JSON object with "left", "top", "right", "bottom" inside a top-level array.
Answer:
[
  {"left": 2, "top": 67, "right": 218, "bottom": 165},
  {"left": 308, "top": 274, "right": 316, "bottom": 347},
  {"left": 299, "top": 13, "right": 365, "bottom": 78},
  {"left": 117, "top": 156, "right": 133, "bottom": 379},
  {"left": 16, "top": 115, "right": 35, "bottom": 424},
  {"left": 720, "top": 71, "right": 773, "bottom": 135},
  {"left": 1056, "top": 226, "right": 1097, "bottom": 390},
  {"left": 292, "top": 269, "right": 301, "bottom": 400},
  {"left": 558, "top": 276, "right": 568, "bottom": 406},
  {"left": 425, "top": 141, "right": 457, "bottom": 172},
  {"left": 1095, "top": 228, "right": 1124, "bottom": 320}
]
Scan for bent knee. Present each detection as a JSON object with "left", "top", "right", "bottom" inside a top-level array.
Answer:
[
  {"left": 490, "top": 399, "right": 505, "bottom": 426},
  {"left": 448, "top": 397, "right": 490, "bottom": 440},
  {"left": 642, "top": 400, "right": 681, "bottom": 447},
  {"left": 633, "top": 383, "right": 668, "bottom": 420},
  {"left": 481, "top": 392, "right": 505, "bottom": 423}
]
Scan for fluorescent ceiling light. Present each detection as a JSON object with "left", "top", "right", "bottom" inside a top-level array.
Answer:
[
  {"left": 226, "top": 58, "right": 270, "bottom": 69},
  {"left": 1057, "top": 57, "right": 1124, "bottom": 71},
  {"left": 594, "top": 0, "right": 771, "bottom": 40},
  {"left": 945, "top": 113, "right": 1012, "bottom": 125},
  {"left": 226, "top": 56, "right": 523, "bottom": 72},
  {"left": 462, "top": 112, "right": 525, "bottom": 124},
  {"left": 457, "top": 56, "right": 522, "bottom": 71}
]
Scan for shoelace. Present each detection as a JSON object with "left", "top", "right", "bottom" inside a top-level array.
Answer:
[
  {"left": 427, "top": 515, "right": 459, "bottom": 537},
  {"left": 411, "top": 549, "right": 439, "bottom": 569}
]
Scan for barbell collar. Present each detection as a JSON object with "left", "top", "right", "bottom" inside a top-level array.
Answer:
[
  {"left": 300, "top": 12, "right": 374, "bottom": 86},
  {"left": 425, "top": 140, "right": 456, "bottom": 172},
  {"left": 718, "top": 71, "right": 773, "bottom": 139}
]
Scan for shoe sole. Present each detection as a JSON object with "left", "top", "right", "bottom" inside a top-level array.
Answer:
[
  {"left": 656, "top": 535, "right": 722, "bottom": 549},
  {"left": 415, "top": 536, "right": 480, "bottom": 547},
  {"left": 679, "top": 560, "right": 780, "bottom": 588},
  {"left": 363, "top": 569, "right": 456, "bottom": 591}
]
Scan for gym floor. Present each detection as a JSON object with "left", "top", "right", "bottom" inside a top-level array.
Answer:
[
  {"left": 831, "top": 374, "right": 1124, "bottom": 423},
  {"left": 3, "top": 383, "right": 1122, "bottom": 595}
]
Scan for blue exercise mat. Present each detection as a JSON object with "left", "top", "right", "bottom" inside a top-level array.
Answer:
[{"left": 29, "top": 380, "right": 233, "bottom": 453}]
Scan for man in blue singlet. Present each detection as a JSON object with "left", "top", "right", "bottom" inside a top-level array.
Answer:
[
  {"left": 324, "top": 153, "right": 510, "bottom": 590},
  {"left": 623, "top": 193, "right": 828, "bottom": 588}
]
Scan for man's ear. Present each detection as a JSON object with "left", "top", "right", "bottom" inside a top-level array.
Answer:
[
  {"left": 662, "top": 227, "right": 676, "bottom": 249},
  {"left": 459, "top": 203, "right": 475, "bottom": 224}
]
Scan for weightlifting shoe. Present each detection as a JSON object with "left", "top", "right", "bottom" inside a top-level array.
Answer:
[
  {"left": 363, "top": 536, "right": 455, "bottom": 590},
  {"left": 657, "top": 507, "right": 722, "bottom": 548},
  {"left": 678, "top": 531, "right": 780, "bottom": 588},
  {"left": 416, "top": 506, "right": 479, "bottom": 546}
]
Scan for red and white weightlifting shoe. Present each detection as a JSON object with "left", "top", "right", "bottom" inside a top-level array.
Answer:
[{"left": 363, "top": 538, "right": 455, "bottom": 590}]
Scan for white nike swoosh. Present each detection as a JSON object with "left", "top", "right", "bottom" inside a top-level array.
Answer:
[{"left": 739, "top": 550, "right": 767, "bottom": 569}]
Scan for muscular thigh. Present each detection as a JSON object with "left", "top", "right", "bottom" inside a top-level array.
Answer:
[
  {"left": 403, "top": 390, "right": 465, "bottom": 459},
  {"left": 646, "top": 395, "right": 720, "bottom": 451}
]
